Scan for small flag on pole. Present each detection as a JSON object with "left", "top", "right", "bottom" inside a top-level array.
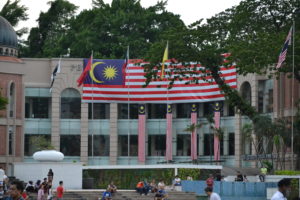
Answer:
[
  {"left": 77, "top": 53, "right": 93, "bottom": 87},
  {"left": 160, "top": 42, "right": 168, "bottom": 79},
  {"left": 276, "top": 26, "right": 293, "bottom": 69},
  {"left": 50, "top": 57, "right": 61, "bottom": 92}
]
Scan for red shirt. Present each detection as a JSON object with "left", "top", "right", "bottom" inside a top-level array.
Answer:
[{"left": 56, "top": 186, "right": 64, "bottom": 198}]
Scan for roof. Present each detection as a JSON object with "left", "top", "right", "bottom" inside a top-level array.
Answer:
[
  {"left": 0, "top": 16, "right": 18, "bottom": 48},
  {"left": 0, "top": 55, "right": 22, "bottom": 63}
]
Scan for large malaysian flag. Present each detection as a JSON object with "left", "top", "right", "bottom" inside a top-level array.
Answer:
[{"left": 82, "top": 59, "right": 237, "bottom": 103}]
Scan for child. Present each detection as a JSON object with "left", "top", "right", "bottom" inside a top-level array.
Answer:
[{"left": 37, "top": 183, "right": 45, "bottom": 200}]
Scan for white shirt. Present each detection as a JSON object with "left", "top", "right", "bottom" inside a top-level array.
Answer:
[
  {"left": 271, "top": 191, "right": 287, "bottom": 200},
  {"left": 210, "top": 192, "right": 221, "bottom": 200}
]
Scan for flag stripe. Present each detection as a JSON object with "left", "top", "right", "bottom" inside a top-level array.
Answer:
[{"left": 82, "top": 59, "right": 237, "bottom": 103}]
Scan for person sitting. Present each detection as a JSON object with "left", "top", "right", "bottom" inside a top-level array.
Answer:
[
  {"left": 101, "top": 189, "right": 112, "bottom": 200},
  {"left": 136, "top": 180, "right": 144, "bottom": 195},
  {"left": 150, "top": 180, "right": 158, "bottom": 193},
  {"left": 173, "top": 175, "right": 182, "bottom": 191},
  {"left": 25, "top": 181, "right": 35, "bottom": 193},
  {"left": 107, "top": 182, "right": 117, "bottom": 194},
  {"left": 154, "top": 189, "right": 168, "bottom": 200},
  {"left": 235, "top": 171, "right": 243, "bottom": 182}
]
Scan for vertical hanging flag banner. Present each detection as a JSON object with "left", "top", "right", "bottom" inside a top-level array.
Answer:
[
  {"left": 138, "top": 104, "right": 146, "bottom": 163},
  {"left": 160, "top": 42, "right": 169, "bottom": 79},
  {"left": 166, "top": 104, "right": 173, "bottom": 161},
  {"left": 191, "top": 104, "right": 198, "bottom": 160},
  {"left": 214, "top": 102, "right": 221, "bottom": 161}
]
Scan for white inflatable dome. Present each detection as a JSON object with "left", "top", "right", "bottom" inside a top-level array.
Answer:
[{"left": 33, "top": 150, "right": 64, "bottom": 161}]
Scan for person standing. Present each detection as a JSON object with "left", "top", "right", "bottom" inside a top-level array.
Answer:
[
  {"left": 56, "top": 181, "right": 64, "bottom": 200},
  {"left": 4, "top": 181, "right": 25, "bottom": 200},
  {"left": 47, "top": 170, "right": 54, "bottom": 183},
  {"left": 206, "top": 174, "right": 214, "bottom": 188},
  {"left": 271, "top": 178, "right": 291, "bottom": 200},
  {"left": 204, "top": 187, "right": 221, "bottom": 200},
  {"left": 259, "top": 166, "right": 267, "bottom": 182}
]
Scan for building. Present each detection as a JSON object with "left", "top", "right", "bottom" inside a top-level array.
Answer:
[{"left": 0, "top": 16, "right": 298, "bottom": 176}]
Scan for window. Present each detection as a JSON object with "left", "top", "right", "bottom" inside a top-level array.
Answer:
[
  {"left": 176, "top": 104, "right": 192, "bottom": 118},
  {"left": 88, "top": 135, "right": 110, "bottom": 156},
  {"left": 148, "top": 135, "right": 166, "bottom": 156},
  {"left": 228, "top": 133, "right": 235, "bottom": 155},
  {"left": 241, "top": 82, "right": 251, "bottom": 104},
  {"left": 60, "top": 88, "right": 81, "bottom": 119},
  {"left": 203, "top": 102, "right": 213, "bottom": 116},
  {"left": 204, "top": 134, "right": 213, "bottom": 156},
  {"left": 24, "top": 135, "right": 51, "bottom": 156},
  {"left": 0, "top": 48, "right": 2, "bottom": 55},
  {"left": 228, "top": 104, "right": 235, "bottom": 116},
  {"left": 118, "top": 104, "right": 138, "bottom": 119},
  {"left": 267, "top": 89, "right": 273, "bottom": 113},
  {"left": 60, "top": 135, "right": 80, "bottom": 156},
  {"left": 25, "top": 97, "right": 51, "bottom": 118},
  {"left": 8, "top": 126, "right": 14, "bottom": 155},
  {"left": 118, "top": 135, "right": 138, "bottom": 156},
  {"left": 148, "top": 104, "right": 166, "bottom": 119},
  {"left": 9, "top": 83, "right": 15, "bottom": 118},
  {"left": 176, "top": 135, "right": 191, "bottom": 156},
  {"left": 88, "top": 103, "right": 110, "bottom": 119}
]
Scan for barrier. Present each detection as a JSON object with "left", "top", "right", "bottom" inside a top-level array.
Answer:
[{"left": 182, "top": 180, "right": 277, "bottom": 199}]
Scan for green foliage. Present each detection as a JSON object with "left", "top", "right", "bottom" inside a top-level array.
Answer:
[
  {"left": 83, "top": 169, "right": 174, "bottom": 189},
  {"left": 0, "top": 91, "right": 8, "bottom": 111},
  {"left": 24, "top": 0, "right": 184, "bottom": 59},
  {"left": 0, "top": 0, "right": 28, "bottom": 27},
  {"left": 177, "top": 168, "right": 200, "bottom": 180},
  {"left": 30, "top": 135, "right": 55, "bottom": 151},
  {"left": 25, "top": 0, "right": 77, "bottom": 57},
  {"left": 275, "top": 170, "right": 300, "bottom": 175}
]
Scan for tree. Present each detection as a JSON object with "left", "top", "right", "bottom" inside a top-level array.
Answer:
[
  {"left": 25, "top": 0, "right": 77, "bottom": 57},
  {"left": 0, "top": 0, "right": 28, "bottom": 37},
  {"left": 0, "top": 0, "right": 28, "bottom": 27},
  {"left": 24, "top": 0, "right": 185, "bottom": 58}
]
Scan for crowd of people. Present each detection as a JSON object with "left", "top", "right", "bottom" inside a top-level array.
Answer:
[{"left": 0, "top": 168, "right": 64, "bottom": 200}]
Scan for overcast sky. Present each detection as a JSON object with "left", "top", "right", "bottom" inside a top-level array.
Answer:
[{"left": 1, "top": 0, "right": 242, "bottom": 34}]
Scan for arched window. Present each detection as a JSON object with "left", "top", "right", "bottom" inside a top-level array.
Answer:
[
  {"left": 240, "top": 82, "right": 252, "bottom": 104},
  {"left": 60, "top": 88, "right": 81, "bottom": 119},
  {"left": 9, "top": 82, "right": 15, "bottom": 118},
  {"left": 0, "top": 48, "right": 3, "bottom": 55},
  {"left": 5, "top": 48, "right": 8, "bottom": 55}
]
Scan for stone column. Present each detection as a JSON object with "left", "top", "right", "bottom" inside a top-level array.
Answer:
[
  {"left": 80, "top": 103, "right": 88, "bottom": 163},
  {"left": 109, "top": 103, "right": 118, "bottom": 165},
  {"left": 234, "top": 113, "right": 242, "bottom": 167},
  {"left": 51, "top": 92, "right": 60, "bottom": 150}
]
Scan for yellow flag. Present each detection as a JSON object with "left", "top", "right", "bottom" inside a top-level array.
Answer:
[{"left": 161, "top": 42, "right": 168, "bottom": 79}]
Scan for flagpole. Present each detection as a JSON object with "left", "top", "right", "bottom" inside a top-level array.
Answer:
[
  {"left": 91, "top": 51, "right": 94, "bottom": 160},
  {"left": 126, "top": 46, "right": 131, "bottom": 164},
  {"left": 291, "top": 20, "right": 295, "bottom": 170}
]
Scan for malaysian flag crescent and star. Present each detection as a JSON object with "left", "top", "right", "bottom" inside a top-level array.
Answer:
[
  {"left": 83, "top": 59, "right": 125, "bottom": 86},
  {"left": 82, "top": 59, "right": 237, "bottom": 103}
]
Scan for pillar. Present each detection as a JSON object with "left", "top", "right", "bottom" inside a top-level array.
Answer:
[
  {"left": 80, "top": 103, "right": 88, "bottom": 163},
  {"left": 51, "top": 91, "right": 60, "bottom": 150},
  {"left": 109, "top": 103, "right": 118, "bottom": 165}
]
